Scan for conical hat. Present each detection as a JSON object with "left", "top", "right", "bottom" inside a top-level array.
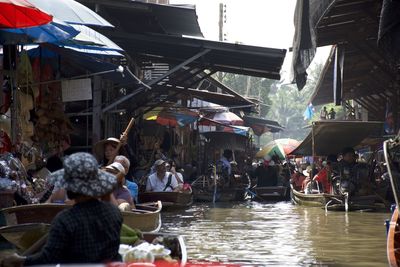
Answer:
[{"left": 93, "top": 137, "right": 127, "bottom": 163}]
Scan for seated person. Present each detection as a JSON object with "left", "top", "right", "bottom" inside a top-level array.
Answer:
[
  {"left": 105, "top": 162, "right": 134, "bottom": 211},
  {"left": 255, "top": 161, "right": 279, "bottom": 187},
  {"left": 313, "top": 161, "right": 333, "bottom": 193},
  {"left": 291, "top": 168, "right": 306, "bottom": 191},
  {"left": 2, "top": 152, "right": 122, "bottom": 265},
  {"left": 219, "top": 149, "right": 233, "bottom": 176},
  {"left": 114, "top": 155, "right": 138, "bottom": 203},
  {"left": 46, "top": 187, "right": 74, "bottom": 205},
  {"left": 146, "top": 159, "right": 179, "bottom": 192},
  {"left": 337, "top": 147, "right": 358, "bottom": 195}
]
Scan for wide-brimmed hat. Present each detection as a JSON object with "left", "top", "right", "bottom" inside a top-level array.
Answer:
[
  {"left": 93, "top": 137, "right": 127, "bottom": 162},
  {"left": 48, "top": 152, "right": 117, "bottom": 197}
]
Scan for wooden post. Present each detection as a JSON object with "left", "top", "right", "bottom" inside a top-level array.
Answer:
[
  {"left": 92, "top": 76, "right": 102, "bottom": 145},
  {"left": 311, "top": 121, "right": 316, "bottom": 178}
]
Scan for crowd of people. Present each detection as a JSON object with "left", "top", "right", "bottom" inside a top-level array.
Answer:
[
  {"left": 289, "top": 147, "right": 392, "bottom": 199},
  {"left": 0, "top": 131, "right": 196, "bottom": 266}
]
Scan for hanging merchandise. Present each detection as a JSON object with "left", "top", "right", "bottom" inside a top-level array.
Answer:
[
  {"left": 16, "top": 51, "right": 37, "bottom": 145},
  {"left": 33, "top": 63, "right": 73, "bottom": 157}
]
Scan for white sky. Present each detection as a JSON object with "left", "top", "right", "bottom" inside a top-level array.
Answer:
[
  {"left": 171, "top": 0, "right": 296, "bottom": 49},
  {"left": 170, "top": 0, "right": 331, "bottom": 81}
]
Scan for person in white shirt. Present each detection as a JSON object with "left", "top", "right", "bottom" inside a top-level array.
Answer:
[{"left": 146, "top": 159, "right": 179, "bottom": 192}]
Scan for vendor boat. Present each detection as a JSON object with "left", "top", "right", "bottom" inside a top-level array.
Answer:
[
  {"left": 138, "top": 191, "right": 193, "bottom": 210},
  {"left": 0, "top": 222, "right": 187, "bottom": 264},
  {"left": 0, "top": 201, "right": 162, "bottom": 232},
  {"left": 191, "top": 173, "right": 250, "bottom": 202},
  {"left": 290, "top": 185, "right": 343, "bottom": 207}
]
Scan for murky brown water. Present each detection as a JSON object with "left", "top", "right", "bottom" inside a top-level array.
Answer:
[{"left": 160, "top": 201, "right": 390, "bottom": 266}]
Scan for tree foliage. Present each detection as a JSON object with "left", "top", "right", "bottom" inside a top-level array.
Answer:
[
  {"left": 214, "top": 73, "right": 274, "bottom": 116},
  {"left": 215, "top": 61, "right": 329, "bottom": 145}
]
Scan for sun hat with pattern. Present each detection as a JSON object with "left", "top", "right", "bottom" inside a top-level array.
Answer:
[{"left": 48, "top": 152, "right": 117, "bottom": 197}]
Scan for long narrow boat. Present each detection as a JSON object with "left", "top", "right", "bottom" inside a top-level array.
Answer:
[
  {"left": 0, "top": 223, "right": 187, "bottom": 264},
  {"left": 191, "top": 174, "right": 250, "bottom": 202},
  {"left": 290, "top": 185, "right": 344, "bottom": 207},
  {"left": 138, "top": 191, "right": 193, "bottom": 210},
  {"left": 252, "top": 186, "right": 288, "bottom": 201},
  {"left": 1, "top": 201, "right": 162, "bottom": 232},
  {"left": 291, "top": 185, "right": 384, "bottom": 211},
  {"left": 192, "top": 186, "right": 248, "bottom": 202}
]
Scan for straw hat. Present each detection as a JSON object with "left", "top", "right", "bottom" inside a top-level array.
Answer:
[
  {"left": 48, "top": 152, "right": 116, "bottom": 197},
  {"left": 93, "top": 137, "right": 127, "bottom": 162}
]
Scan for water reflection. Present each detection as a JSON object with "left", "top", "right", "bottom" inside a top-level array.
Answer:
[{"left": 161, "top": 202, "right": 389, "bottom": 266}]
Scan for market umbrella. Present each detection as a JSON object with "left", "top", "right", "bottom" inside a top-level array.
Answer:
[
  {"left": 63, "top": 24, "right": 123, "bottom": 51},
  {"left": 54, "top": 24, "right": 124, "bottom": 56},
  {"left": 255, "top": 138, "right": 300, "bottom": 159},
  {"left": 0, "top": 0, "right": 52, "bottom": 29},
  {"left": 29, "top": 0, "right": 113, "bottom": 27},
  {"left": 144, "top": 108, "right": 198, "bottom": 127},
  {"left": 199, "top": 111, "right": 244, "bottom": 126},
  {"left": 0, "top": 20, "right": 79, "bottom": 44},
  {"left": 272, "top": 138, "right": 300, "bottom": 154}
]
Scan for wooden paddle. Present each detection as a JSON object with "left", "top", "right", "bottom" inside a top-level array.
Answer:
[{"left": 107, "top": 117, "right": 135, "bottom": 165}]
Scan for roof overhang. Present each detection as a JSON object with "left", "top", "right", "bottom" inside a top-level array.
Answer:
[
  {"left": 290, "top": 120, "right": 384, "bottom": 156},
  {"left": 78, "top": 0, "right": 203, "bottom": 37},
  {"left": 293, "top": 0, "right": 397, "bottom": 120}
]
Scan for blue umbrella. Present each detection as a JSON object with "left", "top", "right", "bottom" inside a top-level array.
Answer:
[
  {"left": 59, "top": 24, "right": 123, "bottom": 54},
  {"left": 0, "top": 20, "right": 79, "bottom": 45},
  {"left": 29, "top": 0, "right": 113, "bottom": 27}
]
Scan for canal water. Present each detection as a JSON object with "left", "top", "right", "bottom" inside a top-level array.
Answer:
[{"left": 161, "top": 201, "right": 390, "bottom": 266}]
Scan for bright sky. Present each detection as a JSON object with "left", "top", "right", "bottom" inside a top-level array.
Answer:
[
  {"left": 170, "top": 0, "right": 296, "bottom": 49},
  {"left": 170, "top": 0, "right": 330, "bottom": 82}
]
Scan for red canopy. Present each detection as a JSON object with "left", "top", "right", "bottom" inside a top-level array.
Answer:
[{"left": 0, "top": 0, "right": 52, "bottom": 29}]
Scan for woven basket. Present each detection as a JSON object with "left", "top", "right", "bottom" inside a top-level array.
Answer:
[{"left": 0, "top": 190, "right": 15, "bottom": 209}]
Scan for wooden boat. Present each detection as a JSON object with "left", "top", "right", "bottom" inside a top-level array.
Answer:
[
  {"left": 324, "top": 195, "right": 384, "bottom": 212},
  {"left": 290, "top": 185, "right": 344, "bottom": 207},
  {"left": 192, "top": 186, "right": 248, "bottom": 202},
  {"left": 291, "top": 185, "right": 385, "bottom": 211},
  {"left": 252, "top": 186, "right": 288, "bottom": 201},
  {"left": 191, "top": 174, "right": 250, "bottom": 202},
  {"left": 0, "top": 203, "right": 69, "bottom": 225},
  {"left": 0, "top": 223, "right": 187, "bottom": 264},
  {"left": 122, "top": 201, "right": 162, "bottom": 232},
  {"left": 138, "top": 191, "right": 193, "bottom": 210},
  {"left": 384, "top": 138, "right": 400, "bottom": 266},
  {"left": 1, "top": 201, "right": 162, "bottom": 232},
  {"left": 0, "top": 223, "right": 50, "bottom": 252},
  {"left": 388, "top": 208, "right": 400, "bottom": 267}
]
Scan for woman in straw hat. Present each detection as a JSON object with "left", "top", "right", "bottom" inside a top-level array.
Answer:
[
  {"left": 93, "top": 137, "right": 128, "bottom": 166},
  {"left": 1, "top": 152, "right": 122, "bottom": 266}
]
